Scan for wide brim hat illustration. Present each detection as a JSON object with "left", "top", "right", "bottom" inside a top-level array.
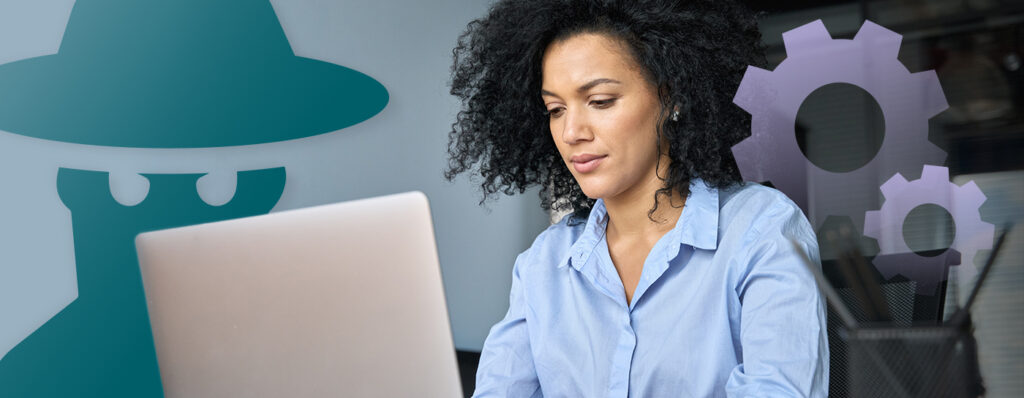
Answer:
[{"left": 0, "top": 0, "right": 389, "bottom": 148}]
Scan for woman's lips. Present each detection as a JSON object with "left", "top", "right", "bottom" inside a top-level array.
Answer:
[{"left": 571, "top": 154, "right": 606, "bottom": 173}]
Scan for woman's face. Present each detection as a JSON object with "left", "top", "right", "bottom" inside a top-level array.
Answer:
[{"left": 541, "top": 33, "right": 668, "bottom": 203}]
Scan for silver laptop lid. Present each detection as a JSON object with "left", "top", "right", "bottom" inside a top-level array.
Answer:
[{"left": 136, "top": 191, "right": 462, "bottom": 398}]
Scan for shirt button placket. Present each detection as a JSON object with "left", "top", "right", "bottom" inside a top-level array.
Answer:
[{"left": 607, "top": 311, "right": 636, "bottom": 398}]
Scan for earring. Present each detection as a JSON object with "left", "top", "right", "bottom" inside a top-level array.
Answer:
[{"left": 670, "top": 110, "right": 680, "bottom": 122}]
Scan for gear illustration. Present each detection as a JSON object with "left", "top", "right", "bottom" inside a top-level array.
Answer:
[
  {"left": 731, "top": 19, "right": 948, "bottom": 232},
  {"left": 864, "top": 165, "right": 994, "bottom": 294}
]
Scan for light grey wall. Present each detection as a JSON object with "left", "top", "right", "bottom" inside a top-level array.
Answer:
[{"left": 0, "top": 0, "right": 546, "bottom": 354}]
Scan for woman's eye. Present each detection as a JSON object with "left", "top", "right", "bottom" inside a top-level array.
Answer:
[
  {"left": 547, "top": 107, "right": 565, "bottom": 118},
  {"left": 590, "top": 98, "right": 617, "bottom": 108}
]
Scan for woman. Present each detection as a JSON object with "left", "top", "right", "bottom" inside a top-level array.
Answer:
[{"left": 446, "top": 0, "right": 828, "bottom": 396}]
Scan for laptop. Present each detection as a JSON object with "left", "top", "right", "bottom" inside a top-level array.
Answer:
[{"left": 135, "top": 191, "right": 462, "bottom": 397}]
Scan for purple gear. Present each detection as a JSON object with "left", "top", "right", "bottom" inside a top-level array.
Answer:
[
  {"left": 731, "top": 19, "right": 948, "bottom": 232},
  {"left": 864, "top": 165, "right": 994, "bottom": 294}
]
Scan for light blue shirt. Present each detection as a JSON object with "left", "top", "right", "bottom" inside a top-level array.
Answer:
[{"left": 473, "top": 181, "right": 828, "bottom": 397}]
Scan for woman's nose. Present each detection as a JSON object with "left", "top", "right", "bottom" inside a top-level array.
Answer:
[{"left": 561, "top": 108, "right": 593, "bottom": 145}]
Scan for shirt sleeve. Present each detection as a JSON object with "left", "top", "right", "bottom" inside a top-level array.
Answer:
[
  {"left": 725, "top": 204, "right": 830, "bottom": 398},
  {"left": 472, "top": 252, "right": 543, "bottom": 398}
]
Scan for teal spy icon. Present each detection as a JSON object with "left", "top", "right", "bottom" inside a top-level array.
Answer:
[{"left": 0, "top": 1, "right": 388, "bottom": 396}]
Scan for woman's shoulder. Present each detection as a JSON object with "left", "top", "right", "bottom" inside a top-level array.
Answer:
[
  {"left": 514, "top": 213, "right": 588, "bottom": 273},
  {"left": 719, "top": 181, "right": 793, "bottom": 206},
  {"left": 717, "top": 181, "right": 813, "bottom": 238}
]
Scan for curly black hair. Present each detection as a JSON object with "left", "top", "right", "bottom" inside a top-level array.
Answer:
[{"left": 445, "top": 0, "right": 767, "bottom": 221}]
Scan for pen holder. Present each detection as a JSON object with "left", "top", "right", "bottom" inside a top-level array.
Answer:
[{"left": 843, "top": 325, "right": 983, "bottom": 398}]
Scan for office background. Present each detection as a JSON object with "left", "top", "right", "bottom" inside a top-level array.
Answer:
[
  {"left": 749, "top": 1, "right": 1022, "bottom": 396},
  {"left": 0, "top": 0, "right": 1020, "bottom": 397}
]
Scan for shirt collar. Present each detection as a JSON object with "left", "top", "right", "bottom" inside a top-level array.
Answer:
[
  {"left": 677, "top": 179, "right": 719, "bottom": 252},
  {"left": 560, "top": 199, "right": 609, "bottom": 271},
  {"left": 559, "top": 180, "right": 720, "bottom": 271}
]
